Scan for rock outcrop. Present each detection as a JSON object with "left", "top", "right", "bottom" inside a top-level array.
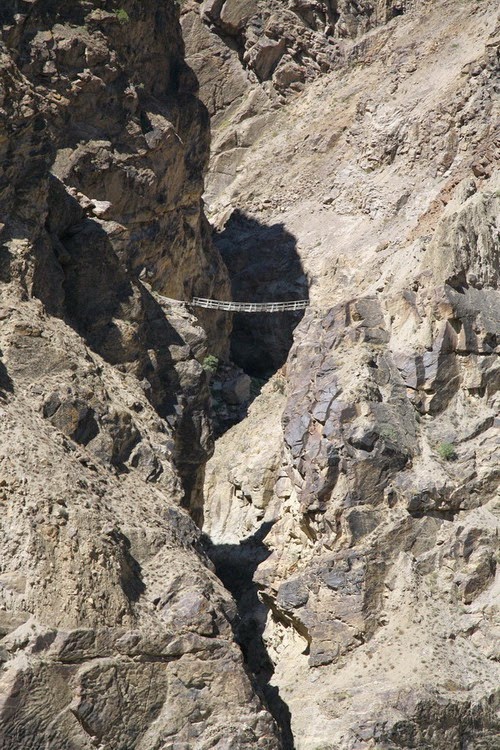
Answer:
[
  {"left": 0, "top": 0, "right": 232, "bottom": 517},
  {"left": 181, "top": 0, "right": 419, "bottom": 204},
  {"left": 203, "top": 1, "right": 500, "bottom": 747},
  {"left": 1, "top": 0, "right": 499, "bottom": 748},
  {"left": 0, "top": 2, "right": 280, "bottom": 748}
]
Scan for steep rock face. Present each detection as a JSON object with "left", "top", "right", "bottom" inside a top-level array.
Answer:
[
  {"left": 2, "top": 0, "right": 230, "bottom": 320},
  {"left": 181, "top": 0, "right": 417, "bottom": 204},
  {"left": 203, "top": 1, "right": 500, "bottom": 747},
  {"left": 253, "top": 201, "right": 500, "bottom": 746},
  {"left": 206, "top": 182, "right": 500, "bottom": 750},
  {"left": 0, "top": 0, "right": 233, "bottom": 517},
  {"left": 0, "top": 2, "right": 280, "bottom": 748},
  {"left": 0, "top": 379, "right": 280, "bottom": 750}
]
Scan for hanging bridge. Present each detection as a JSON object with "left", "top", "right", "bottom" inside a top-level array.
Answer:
[
  {"left": 192, "top": 297, "right": 309, "bottom": 312},
  {"left": 160, "top": 296, "right": 309, "bottom": 313}
]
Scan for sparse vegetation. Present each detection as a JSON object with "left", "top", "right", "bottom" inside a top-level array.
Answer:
[
  {"left": 250, "top": 376, "right": 266, "bottom": 397},
  {"left": 437, "top": 442, "right": 457, "bottom": 461},
  {"left": 202, "top": 354, "right": 219, "bottom": 375},
  {"left": 114, "top": 8, "right": 130, "bottom": 24},
  {"left": 379, "top": 425, "right": 397, "bottom": 442},
  {"left": 273, "top": 374, "right": 286, "bottom": 394}
]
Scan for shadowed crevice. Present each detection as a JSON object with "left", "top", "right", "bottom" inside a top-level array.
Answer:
[
  {"left": 215, "top": 210, "right": 308, "bottom": 378},
  {"left": 108, "top": 529, "right": 147, "bottom": 603},
  {"left": 205, "top": 522, "right": 295, "bottom": 750},
  {"left": 0, "top": 358, "right": 14, "bottom": 396}
]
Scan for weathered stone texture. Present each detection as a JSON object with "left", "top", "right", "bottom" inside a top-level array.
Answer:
[
  {"left": 181, "top": 0, "right": 423, "bottom": 205},
  {"left": 0, "top": 2, "right": 280, "bottom": 748},
  {"left": 202, "top": 2, "right": 500, "bottom": 747}
]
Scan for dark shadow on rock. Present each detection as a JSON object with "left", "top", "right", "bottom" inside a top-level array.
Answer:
[
  {"left": 205, "top": 521, "right": 295, "bottom": 749},
  {"left": 0, "top": 246, "right": 12, "bottom": 284},
  {"left": 45, "top": 217, "right": 185, "bottom": 409},
  {"left": 116, "top": 530, "right": 146, "bottom": 603},
  {"left": 215, "top": 210, "right": 308, "bottom": 378},
  {"left": 33, "top": 213, "right": 210, "bottom": 524},
  {"left": 0, "top": 357, "right": 14, "bottom": 396}
]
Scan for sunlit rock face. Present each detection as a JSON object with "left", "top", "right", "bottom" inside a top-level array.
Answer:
[
  {"left": 181, "top": 0, "right": 419, "bottom": 206},
  {"left": 0, "top": 2, "right": 281, "bottom": 748},
  {"left": 201, "top": 0, "right": 500, "bottom": 746},
  {"left": 1, "top": 0, "right": 499, "bottom": 748}
]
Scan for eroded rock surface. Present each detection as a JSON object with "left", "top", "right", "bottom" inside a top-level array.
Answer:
[
  {"left": 0, "top": 0, "right": 234, "bottom": 517},
  {"left": 203, "top": 1, "right": 500, "bottom": 747},
  {"left": 0, "top": 2, "right": 280, "bottom": 748},
  {"left": 2, "top": 0, "right": 500, "bottom": 748},
  {"left": 182, "top": 0, "right": 419, "bottom": 204}
]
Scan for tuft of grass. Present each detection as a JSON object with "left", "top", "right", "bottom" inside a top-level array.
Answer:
[
  {"left": 437, "top": 442, "right": 457, "bottom": 461},
  {"left": 114, "top": 8, "right": 130, "bottom": 24},
  {"left": 379, "top": 425, "right": 397, "bottom": 442},
  {"left": 273, "top": 375, "right": 286, "bottom": 394},
  {"left": 202, "top": 354, "right": 219, "bottom": 375}
]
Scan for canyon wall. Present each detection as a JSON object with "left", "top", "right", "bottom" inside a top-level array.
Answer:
[
  {"left": 202, "top": 0, "right": 500, "bottom": 747},
  {"left": 0, "top": 0, "right": 499, "bottom": 749},
  {"left": 181, "top": 0, "right": 420, "bottom": 206},
  {"left": 0, "top": 2, "right": 280, "bottom": 748}
]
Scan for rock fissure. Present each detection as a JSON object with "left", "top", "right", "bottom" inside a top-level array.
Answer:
[
  {"left": 1, "top": 0, "right": 500, "bottom": 748},
  {"left": 205, "top": 526, "right": 297, "bottom": 750}
]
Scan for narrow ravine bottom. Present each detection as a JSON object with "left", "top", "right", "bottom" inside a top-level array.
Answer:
[{"left": 204, "top": 524, "right": 295, "bottom": 750}]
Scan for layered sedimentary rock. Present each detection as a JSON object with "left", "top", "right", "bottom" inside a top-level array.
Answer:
[
  {"left": 0, "top": 2, "right": 280, "bottom": 747},
  {"left": 203, "top": 1, "right": 500, "bottom": 747}
]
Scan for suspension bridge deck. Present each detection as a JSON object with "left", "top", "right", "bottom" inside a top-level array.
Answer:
[
  {"left": 191, "top": 297, "right": 309, "bottom": 312},
  {"left": 159, "top": 296, "right": 309, "bottom": 313}
]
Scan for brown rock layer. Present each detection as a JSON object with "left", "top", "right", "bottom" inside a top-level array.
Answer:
[
  {"left": 0, "top": 1, "right": 280, "bottom": 748},
  {"left": 202, "top": 1, "right": 500, "bottom": 747}
]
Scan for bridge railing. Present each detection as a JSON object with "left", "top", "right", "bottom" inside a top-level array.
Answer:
[{"left": 191, "top": 298, "right": 309, "bottom": 313}]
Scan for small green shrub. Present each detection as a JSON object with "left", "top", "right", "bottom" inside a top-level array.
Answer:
[
  {"left": 202, "top": 355, "right": 219, "bottom": 375},
  {"left": 273, "top": 375, "right": 286, "bottom": 394},
  {"left": 379, "top": 425, "right": 397, "bottom": 442},
  {"left": 437, "top": 442, "right": 457, "bottom": 461},
  {"left": 115, "top": 8, "right": 130, "bottom": 24}
]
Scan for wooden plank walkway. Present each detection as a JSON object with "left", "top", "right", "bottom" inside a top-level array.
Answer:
[
  {"left": 158, "top": 295, "right": 309, "bottom": 313},
  {"left": 191, "top": 297, "right": 309, "bottom": 312}
]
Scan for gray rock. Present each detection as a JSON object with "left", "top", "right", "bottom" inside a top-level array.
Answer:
[{"left": 222, "top": 372, "right": 252, "bottom": 404}]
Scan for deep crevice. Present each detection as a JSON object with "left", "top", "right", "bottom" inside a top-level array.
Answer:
[
  {"left": 214, "top": 210, "right": 308, "bottom": 378},
  {"left": 199, "top": 211, "right": 309, "bottom": 744},
  {"left": 204, "top": 523, "right": 296, "bottom": 749}
]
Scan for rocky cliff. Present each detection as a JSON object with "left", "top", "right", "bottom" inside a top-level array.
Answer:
[
  {"left": 1, "top": 0, "right": 499, "bottom": 749},
  {"left": 181, "top": 0, "right": 418, "bottom": 206},
  {"left": 201, "top": 0, "right": 500, "bottom": 748},
  {"left": 0, "top": 2, "right": 280, "bottom": 748}
]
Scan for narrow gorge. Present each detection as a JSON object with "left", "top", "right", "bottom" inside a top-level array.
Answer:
[{"left": 0, "top": 1, "right": 499, "bottom": 749}]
